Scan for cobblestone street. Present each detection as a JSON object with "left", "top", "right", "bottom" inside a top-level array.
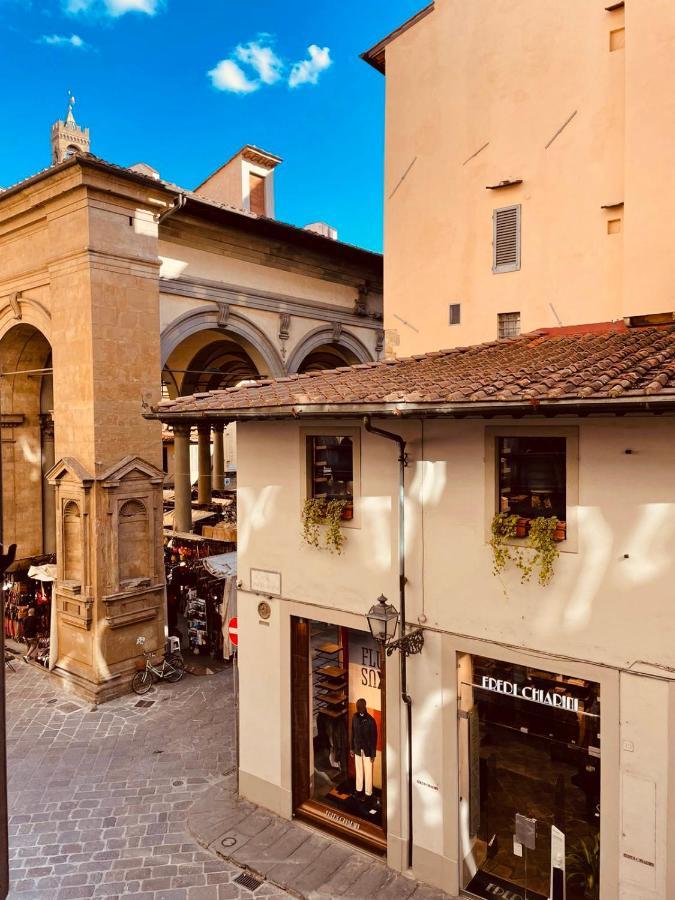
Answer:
[{"left": 5, "top": 660, "right": 292, "bottom": 900}]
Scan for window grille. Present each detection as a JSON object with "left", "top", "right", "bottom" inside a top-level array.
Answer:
[{"left": 498, "top": 312, "right": 521, "bottom": 339}]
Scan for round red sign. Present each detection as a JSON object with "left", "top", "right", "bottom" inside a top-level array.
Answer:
[{"left": 228, "top": 617, "right": 238, "bottom": 646}]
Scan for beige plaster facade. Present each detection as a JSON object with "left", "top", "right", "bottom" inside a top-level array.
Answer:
[
  {"left": 0, "top": 148, "right": 382, "bottom": 702},
  {"left": 366, "top": 0, "right": 675, "bottom": 355},
  {"left": 228, "top": 414, "right": 675, "bottom": 900}
]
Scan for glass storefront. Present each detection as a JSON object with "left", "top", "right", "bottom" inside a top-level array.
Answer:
[
  {"left": 459, "top": 654, "right": 600, "bottom": 900},
  {"left": 290, "top": 617, "right": 386, "bottom": 853}
]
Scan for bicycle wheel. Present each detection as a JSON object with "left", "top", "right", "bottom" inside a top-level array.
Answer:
[
  {"left": 164, "top": 660, "right": 184, "bottom": 683},
  {"left": 132, "top": 669, "right": 153, "bottom": 694},
  {"left": 166, "top": 652, "right": 184, "bottom": 671}
]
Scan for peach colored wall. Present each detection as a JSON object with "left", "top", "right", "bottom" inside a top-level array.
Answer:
[{"left": 382, "top": 0, "right": 634, "bottom": 355}]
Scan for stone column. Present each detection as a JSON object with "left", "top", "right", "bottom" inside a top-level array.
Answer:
[
  {"left": 173, "top": 424, "right": 192, "bottom": 533},
  {"left": 212, "top": 424, "right": 225, "bottom": 491},
  {"left": 197, "top": 424, "right": 212, "bottom": 505}
]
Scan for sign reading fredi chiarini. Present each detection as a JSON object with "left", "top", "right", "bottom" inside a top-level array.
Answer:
[{"left": 479, "top": 675, "right": 580, "bottom": 713}]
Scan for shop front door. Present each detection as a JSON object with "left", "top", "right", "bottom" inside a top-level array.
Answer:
[{"left": 459, "top": 654, "right": 601, "bottom": 900}]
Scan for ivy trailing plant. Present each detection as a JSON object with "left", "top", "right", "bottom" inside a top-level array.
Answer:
[
  {"left": 301, "top": 498, "right": 348, "bottom": 554},
  {"left": 302, "top": 498, "right": 324, "bottom": 549},
  {"left": 490, "top": 512, "right": 561, "bottom": 587}
]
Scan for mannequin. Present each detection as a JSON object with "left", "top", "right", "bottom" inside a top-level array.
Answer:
[{"left": 350, "top": 698, "right": 378, "bottom": 800}]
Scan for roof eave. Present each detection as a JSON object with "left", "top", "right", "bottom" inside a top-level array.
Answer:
[
  {"left": 361, "top": 3, "right": 435, "bottom": 75},
  {"left": 148, "top": 394, "right": 675, "bottom": 424}
]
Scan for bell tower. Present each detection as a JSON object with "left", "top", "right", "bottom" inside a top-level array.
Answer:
[{"left": 51, "top": 94, "right": 90, "bottom": 164}]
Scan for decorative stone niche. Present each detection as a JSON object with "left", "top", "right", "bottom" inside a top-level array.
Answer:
[
  {"left": 47, "top": 457, "right": 94, "bottom": 630},
  {"left": 99, "top": 455, "right": 165, "bottom": 629}
]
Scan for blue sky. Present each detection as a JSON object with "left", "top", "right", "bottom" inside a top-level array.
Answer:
[{"left": 1, "top": 0, "right": 423, "bottom": 252}]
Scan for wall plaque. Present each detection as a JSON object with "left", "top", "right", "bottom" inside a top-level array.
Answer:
[{"left": 250, "top": 568, "right": 281, "bottom": 597}]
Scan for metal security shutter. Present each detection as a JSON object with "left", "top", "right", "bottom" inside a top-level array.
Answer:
[{"left": 493, "top": 204, "right": 521, "bottom": 273}]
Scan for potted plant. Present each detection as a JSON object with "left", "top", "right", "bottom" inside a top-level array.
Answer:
[
  {"left": 567, "top": 835, "right": 600, "bottom": 899},
  {"left": 490, "top": 512, "right": 561, "bottom": 586},
  {"left": 301, "top": 498, "right": 348, "bottom": 554}
]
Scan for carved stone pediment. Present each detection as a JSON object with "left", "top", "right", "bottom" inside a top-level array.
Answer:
[
  {"left": 99, "top": 455, "right": 165, "bottom": 488},
  {"left": 47, "top": 457, "right": 95, "bottom": 488}
]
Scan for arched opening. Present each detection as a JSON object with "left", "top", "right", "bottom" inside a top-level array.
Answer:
[
  {"left": 297, "top": 344, "right": 360, "bottom": 373},
  {"left": 118, "top": 499, "right": 149, "bottom": 583},
  {"left": 161, "top": 328, "right": 265, "bottom": 400},
  {"left": 0, "top": 323, "right": 55, "bottom": 558},
  {"left": 161, "top": 328, "right": 266, "bottom": 489},
  {"left": 63, "top": 500, "right": 82, "bottom": 582}
]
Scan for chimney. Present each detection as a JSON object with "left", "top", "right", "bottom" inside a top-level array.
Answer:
[
  {"left": 129, "top": 162, "right": 160, "bottom": 181},
  {"left": 304, "top": 221, "right": 338, "bottom": 241},
  {"left": 194, "top": 145, "right": 282, "bottom": 217}
]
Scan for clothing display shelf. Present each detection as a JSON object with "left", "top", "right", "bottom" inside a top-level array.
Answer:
[{"left": 313, "top": 641, "right": 348, "bottom": 720}]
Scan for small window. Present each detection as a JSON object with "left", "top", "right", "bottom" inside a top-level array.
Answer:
[
  {"left": 449, "top": 303, "right": 461, "bottom": 326},
  {"left": 493, "top": 204, "right": 521, "bottom": 273},
  {"left": 307, "top": 436, "right": 353, "bottom": 505},
  {"left": 498, "top": 311, "right": 521, "bottom": 339},
  {"left": 498, "top": 436, "right": 566, "bottom": 523},
  {"left": 249, "top": 172, "right": 266, "bottom": 216}
]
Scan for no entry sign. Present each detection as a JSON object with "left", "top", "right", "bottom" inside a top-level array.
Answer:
[{"left": 228, "top": 617, "right": 238, "bottom": 646}]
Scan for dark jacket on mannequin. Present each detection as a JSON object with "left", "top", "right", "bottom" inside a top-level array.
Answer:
[{"left": 351, "top": 710, "right": 377, "bottom": 758}]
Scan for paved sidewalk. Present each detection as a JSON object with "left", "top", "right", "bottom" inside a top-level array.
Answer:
[
  {"left": 189, "top": 778, "right": 457, "bottom": 900},
  {"left": 6, "top": 658, "right": 458, "bottom": 900},
  {"left": 6, "top": 658, "right": 290, "bottom": 899}
]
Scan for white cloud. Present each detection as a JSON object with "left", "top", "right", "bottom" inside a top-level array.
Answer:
[
  {"left": 208, "top": 58, "right": 259, "bottom": 94},
  {"left": 64, "top": 0, "right": 160, "bottom": 16},
  {"left": 40, "top": 32, "right": 86, "bottom": 47},
  {"left": 236, "top": 40, "right": 283, "bottom": 86},
  {"left": 209, "top": 37, "right": 332, "bottom": 96},
  {"left": 288, "top": 44, "right": 331, "bottom": 88},
  {"left": 104, "top": 0, "right": 159, "bottom": 16}
]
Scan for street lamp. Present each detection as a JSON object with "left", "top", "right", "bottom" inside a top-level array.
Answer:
[{"left": 366, "top": 594, "right": 424, "bottom": 657}]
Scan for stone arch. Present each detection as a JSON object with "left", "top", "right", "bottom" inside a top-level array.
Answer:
[
  {"left": 160, "top": 306, "right": 285, "bottom": 377},
  {"left": 0, "top": 321, "right": 55, "bottom": 557},
  {"left": 287, "top": 325, "right": 373, "bottom": 374},
  {"left": 0, "top": 296, "right": 52, "bottom": 347},
  {"left": 118, "top": 499, "right": 148, "bottom": 582}
]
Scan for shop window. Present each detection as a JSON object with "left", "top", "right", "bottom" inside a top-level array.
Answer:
[
  {"left": 118, "top": 499, "right": 148, "bottom": 583},
  {"left": 458, "top": 653, "right": 601, "bottom": 900},
  {"left": 63, "top": 500, "right": 82, "bottom": 583},
  {"left": 307, "top": 435, "right": 354, "bottom": 510},
  {"left": 290, "top": 616, "right": 386, "bottom": 853},
  {"left": 498, "top": 436, "right": 566, "bottom": 525}
]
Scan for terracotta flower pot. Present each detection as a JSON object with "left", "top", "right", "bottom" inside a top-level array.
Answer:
[
  {"left": 554, "top": 522, "right": 567, "bottom": 542},
  {"left": 515, "top": 517, "right": 531, "bottom": 538},
  {"left": 341, "top": 505, "right": 354, "bottom": 521}
]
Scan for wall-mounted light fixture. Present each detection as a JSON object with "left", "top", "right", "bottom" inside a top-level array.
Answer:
[{"left": 366, "top": 594, "right": 424, "bottom": 657}]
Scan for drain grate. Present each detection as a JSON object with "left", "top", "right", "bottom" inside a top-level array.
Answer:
[
  {"left": 233, "top": 872, "right": 263, "bottom": 892},
  {"left": 134, "top": 699, "right": 155, "bottom": 708}
]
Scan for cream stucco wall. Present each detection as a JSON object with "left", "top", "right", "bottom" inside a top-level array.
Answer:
[
  {"left": 236, "top": 414, "right": 675, "bottom": 897},
  {"left": 379, "top": 0, "right": 675, "bottom": 355}
]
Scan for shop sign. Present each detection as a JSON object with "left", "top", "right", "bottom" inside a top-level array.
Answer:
[
  {"left": 479, "top": 676, "right": 579, "bottom": 713},
  {"left": 323, "top": 809, "right": 361, "bottom": 831}
]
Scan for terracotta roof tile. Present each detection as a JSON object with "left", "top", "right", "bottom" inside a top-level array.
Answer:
[{"left": 153, "top": 324, "right": 675, "bottom": 419}]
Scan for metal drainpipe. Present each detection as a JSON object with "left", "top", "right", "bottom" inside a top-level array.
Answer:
[
  {"left": 157, "top": 192, "right": 186, "bottom": 225},
  {"left": 363, "top": 416, "right": 414, "bottom": 869}
]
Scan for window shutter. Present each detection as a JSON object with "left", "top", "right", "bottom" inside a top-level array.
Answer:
[
  {"left": 449, "top": 303, "right": 461, "bottom": 326},
  {"left": 493, "top": 204, "right": 521, "bottom": 273}
]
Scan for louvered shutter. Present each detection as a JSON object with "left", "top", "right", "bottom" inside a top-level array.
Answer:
[
  {"left": 493, "top": 204, "right": 521, "bottom": 273},
  {"left": 249, "top": 173, "right": 266, "bottom": 216}
]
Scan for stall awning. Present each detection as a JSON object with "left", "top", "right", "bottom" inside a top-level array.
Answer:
[
  {"left": 28, "top": 564, "right": 57, "bottom": 582},
  {"left": 202, "top": 552, "right": 237, "bottom": 578}
]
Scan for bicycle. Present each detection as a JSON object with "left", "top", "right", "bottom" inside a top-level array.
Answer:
[{"left": 132, "top": 636, "right": 185, "bottom": 695}]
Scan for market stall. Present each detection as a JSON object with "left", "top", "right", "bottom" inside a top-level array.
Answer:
[{"left": 3, "top": 555, "right": 56, "bottom": 668}]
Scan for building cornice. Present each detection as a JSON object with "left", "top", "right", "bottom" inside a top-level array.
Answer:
[{"left": 159, "top": 275, "right": 381, "bottom": 328}]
